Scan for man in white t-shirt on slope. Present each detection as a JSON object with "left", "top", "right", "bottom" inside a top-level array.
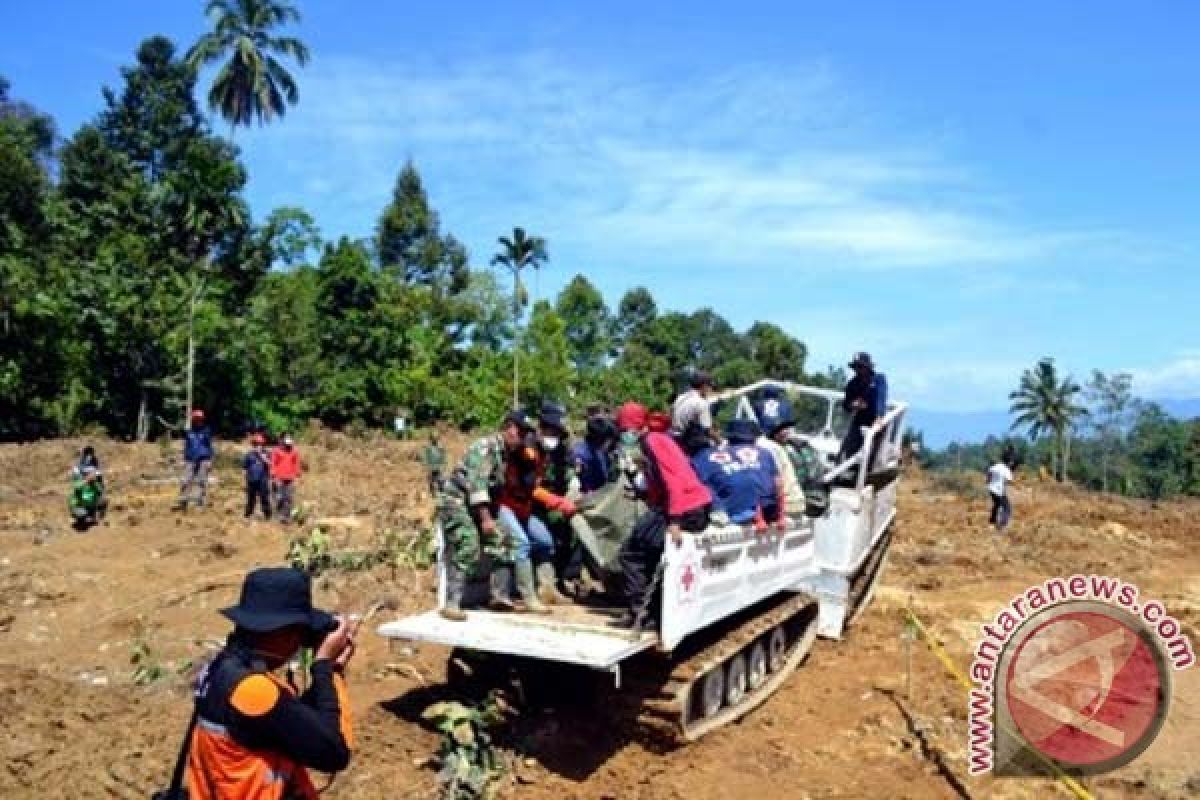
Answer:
[{"left": 985, "top": 455, "right": 1017, "bottom": 532}]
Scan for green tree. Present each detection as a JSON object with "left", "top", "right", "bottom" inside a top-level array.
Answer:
[
  {"left": 1084, "top": 370, "right": 1135, "bottom": 493},
  {"left": 615, "top": 286, "right": 657, "bottom": 349},
  {"left": 555, "top": 274, "right": 612, "bottom": 376},
  {"left": 744, "top": 321, "right": 806, "bottom": 382},
  {"left": 521, "top": 301, "right": 572, "bottom": 406},
  {"left": 1128, "top": 404, "right": 1190, "bottom": 500},
  {"left": 491, "top": 227, "right": 548, "bottom": 407},
  {"left": 186, "top": 0, "right": 311, "bottom": 132},
  {"left": 55, "top": 37, "right": 252, "bottom": 435},
  {"left": 1009, "top": 357, "right": 1087, "bottom": 481}
]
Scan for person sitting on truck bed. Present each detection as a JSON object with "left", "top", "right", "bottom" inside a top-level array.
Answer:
[
  {"left": 614, "top": 402, "right": 712, "bottom": 629},
  {"left": 753, "top": 393, "right": 807, "bottom": 518},
  {"left": 838, "top": 351, "right": 889, "bottom": 471},
  {"left": 692, "top": 418, "right": 786, "bottom": 529}
]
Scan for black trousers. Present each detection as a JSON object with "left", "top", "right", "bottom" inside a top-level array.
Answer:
[
  {"left": 245, "top": 480, "right": 271, "bottom": 518},
  {"left": 988, "top": 492, "right": 1011, "bottom": 529},
  {"left": 620, "top": 506, "right": 709, "bottom": 619}
]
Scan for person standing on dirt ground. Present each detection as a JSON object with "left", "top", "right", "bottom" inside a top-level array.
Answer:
[
  {"left": 615, "top": 402, "right": 712, "bottom": 629},
  {"left": 421, "top": 430, "right": 446, "bottom": 496},
  {"left": 175, "top": 409, "right": 214, "bottom": 512},
  {"left": 838, "top": 352, "right": 889, "bottom": 471},
  {"left": 243, "top": 433, "right": 272, "bottom": 520},
  {"left": 184, "top": 567, "right": 356, "bottom": 799},
  {"left": 986, "top": 454, "right": 1017, "bottom": 533},
  {"left": 270, "top": 433, "right": 301, "bottom": 525}
]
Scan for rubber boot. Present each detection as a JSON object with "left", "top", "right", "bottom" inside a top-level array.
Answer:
[
  {"left": 439, "top": 564, "right": 468, "bottom": 622},
  {"left": 515, "top": 560, "right": 549, "bottom": 614},
  {"left": 536, "top": 562, "right": 569, "bottom": 606},
  {"left": 487, "top": 562, "right": 516, "bottom": 612}
]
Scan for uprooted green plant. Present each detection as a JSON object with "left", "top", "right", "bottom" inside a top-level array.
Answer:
[
  {"left": 421, "top": 691, "right": 513, "bottom": 800},
  {"left": 286, "top": 526, "right": 436, "bottom": 577}
]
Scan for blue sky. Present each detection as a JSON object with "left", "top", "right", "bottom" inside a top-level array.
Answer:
[{"left": 4, "top": 1, "right": 1198, "bottom": 418}]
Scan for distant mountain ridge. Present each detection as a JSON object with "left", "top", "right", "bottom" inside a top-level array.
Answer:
[{"left": 911, "top": 397, "right": 1200, "bottom": 449}]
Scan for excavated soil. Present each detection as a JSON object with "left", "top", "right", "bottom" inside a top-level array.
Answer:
[{"left": 0, "top": 435, "right": 1197, "bottom": 799}]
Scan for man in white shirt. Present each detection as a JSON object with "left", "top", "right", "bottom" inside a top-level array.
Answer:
[
  {"left": 985, "top": 456, "right": 1016, "bottom": 532},
  {"left": 671, "top": 370, "right": 718, "bottom": 442}
]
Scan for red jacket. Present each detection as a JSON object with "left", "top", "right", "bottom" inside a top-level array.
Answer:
[
  {"left": 642, "top": 431, "right": 712, "bottom": 519},
  {"left": 270, "top": 446, "right": 301, "bottom": 480}
]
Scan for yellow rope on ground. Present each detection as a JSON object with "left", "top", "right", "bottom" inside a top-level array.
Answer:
[{"left": 902, "top": 607, "right": 1095, "bottom": 800}]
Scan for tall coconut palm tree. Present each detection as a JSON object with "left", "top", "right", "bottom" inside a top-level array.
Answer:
[
  {"left": 185, "top": 0, "right": 310, "bottom": 134},
  {"left": 491, "top": 227, "right": 548, "bottom": 408},
  {"left": 1009, "top": 357, "right": 1087, "bottom": 481}
]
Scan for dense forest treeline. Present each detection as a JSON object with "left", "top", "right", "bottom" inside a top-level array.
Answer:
[{"left": 0, "top": 36, "right": 823, "bottom": 441}]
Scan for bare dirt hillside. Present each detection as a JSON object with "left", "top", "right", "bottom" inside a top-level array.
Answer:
[{"left": 1, "top": 436, "right": 1197, "bottom": 799}]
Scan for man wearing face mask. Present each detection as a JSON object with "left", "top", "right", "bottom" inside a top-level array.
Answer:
[
  {"left": 183, "top": 567, "right": 355, "bottom": 799},
  {"left": 270, "top": 433, "right": 302, "bottom": 526},
  {"left": 535, "top": 401, "right": 577, "bottom": 606}
]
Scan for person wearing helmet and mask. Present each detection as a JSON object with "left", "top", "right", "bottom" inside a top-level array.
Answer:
[
  {"left": 175, "top": 409, "right": 215, "bottom": 511},
  {"left": 243, "top": 433, "right": 272, "bottom": 520},
  {"left": 535, "top": 401, "right": 577, "bottom": 606}
]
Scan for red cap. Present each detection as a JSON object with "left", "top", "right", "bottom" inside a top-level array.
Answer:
[
  {"left": 616, "top": 402, "right": 647, "bottom": 432},
  {"left": 647, "top": 411, "right": 671, "bottom": 432}
]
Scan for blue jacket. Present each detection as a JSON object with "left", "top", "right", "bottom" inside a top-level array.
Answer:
[
  {"left": 572, "top": 440, "right": 610, "bottom": 492},
  {"left": 843, "top": 372, "right": 888, "bottom": 426},
  {"left": 243, "top": 450, "right": 270, "bottom": 484},
  {"left": 692, "top": 443, "right": 775, "bottom": 523},
  {"left": 183, "top": 426, "right": 214, "bottom": 463}
]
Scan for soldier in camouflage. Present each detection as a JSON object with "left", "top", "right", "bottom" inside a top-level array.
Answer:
[{"left": 437, "top": 410, "right": 579, "bottom": 621}]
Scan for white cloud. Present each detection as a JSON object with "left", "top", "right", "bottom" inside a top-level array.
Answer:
[
  {"left": 241, "top": 52, "right": 1112, "bottom": 272},
  {"left": 1127, "top": 354, "right": 1200, "bottom": 398}
]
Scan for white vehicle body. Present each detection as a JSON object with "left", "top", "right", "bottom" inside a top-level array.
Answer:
[{"left": 378, "top": 381, "right": 907, "bottom": 683}]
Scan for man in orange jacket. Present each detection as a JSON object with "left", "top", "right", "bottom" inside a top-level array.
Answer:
[
  {"left": 270, "top": 434, "right": 302, "bottom": 525},
  {"left": 186, "top": 567, "right": 355, "bottom": 799}
]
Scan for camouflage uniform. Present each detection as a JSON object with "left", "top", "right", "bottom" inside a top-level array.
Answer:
[
  {"left": 438, "top": 433, "right": 517, "bottom": 576},
  {"left": 421, "top": 441, "right": 447, "bottom": 494}
]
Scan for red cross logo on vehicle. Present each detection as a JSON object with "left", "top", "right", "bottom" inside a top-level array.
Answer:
[{"left": 682, "top": 564, "right": 696, "bottom": 593}]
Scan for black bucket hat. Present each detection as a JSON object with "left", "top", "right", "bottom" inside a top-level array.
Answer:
[
  {"left": 538, "top": 400, "right": 569, "bottom": 434},
  {"left": 221, "top": 567, "right": 336, "bottom": 635}
]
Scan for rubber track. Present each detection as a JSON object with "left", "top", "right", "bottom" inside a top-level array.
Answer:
[
  {"left": 845, "top": 527, "right": 893, "bottom": 629},
  {"left": 633, "top": 592, "right": 819, "bottom": 741}
]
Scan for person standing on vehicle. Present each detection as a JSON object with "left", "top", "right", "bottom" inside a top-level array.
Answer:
[
  {"left": 270, "top": 434, "right": 301, "bottom": 525},
  {"left": 184, "top": 567, "right": 356, "bottom": 800},
  {"left": 616, "top": 402, "right": 712, "bottom": 628},
  {"left": 243, "top": 434, "right": 272, "bottom": 520},
  {"left": 175, "top": 409, "right": 214, "bottom": 512},
  {"left": 986, "top": 455, "right": 1017, "bottom": 532},
  {"left": 839, "top": 352, "right": 889, "bottom": 470},
  {"left": 671, "top": 369, "right": 719, "bottom": 442}
]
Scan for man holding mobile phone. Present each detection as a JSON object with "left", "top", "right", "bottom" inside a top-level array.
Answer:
[{"left": 183, "top": 567, "right": 357, "bottom": 799}]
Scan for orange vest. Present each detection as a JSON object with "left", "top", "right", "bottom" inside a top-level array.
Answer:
[{"left": 186, "top": 666, "right": 351, "bottom": 799}]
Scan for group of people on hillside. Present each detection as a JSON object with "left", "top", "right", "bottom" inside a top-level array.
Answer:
[
  {"left": 433, "top": 361, "right": 870, "bottom": 628},
  {"left": 173, "top": 408, "right": 303, "bottom": 523}
]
